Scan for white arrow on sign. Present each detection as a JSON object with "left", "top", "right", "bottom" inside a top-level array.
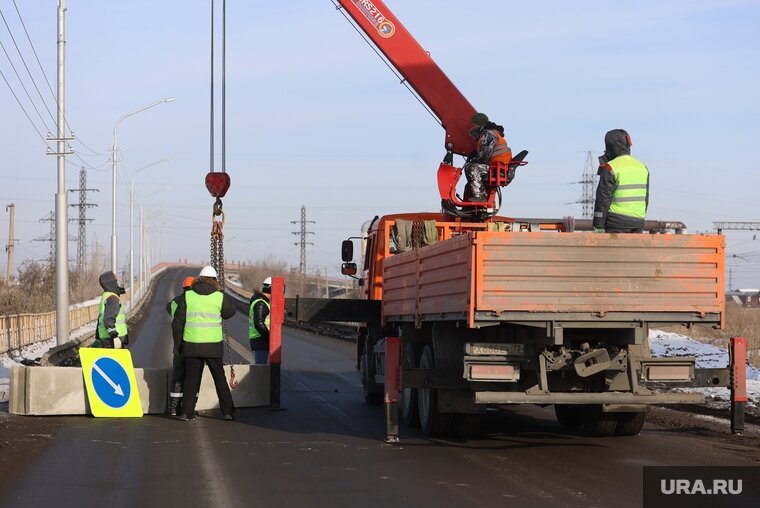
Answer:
[{"left": 93, "top": 362, "right": 125, "bottom": 396}]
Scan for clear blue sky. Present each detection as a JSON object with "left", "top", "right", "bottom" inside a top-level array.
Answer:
[{"left": 1, "top": 1, "right": 759, "bottom": 287}]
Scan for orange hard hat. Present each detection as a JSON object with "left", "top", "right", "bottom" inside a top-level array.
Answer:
[{"left": 182, "top": 276, "right": 195, "bottom": 289}]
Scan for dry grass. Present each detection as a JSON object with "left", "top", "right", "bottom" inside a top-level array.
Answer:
[
  {"left": 660, "top": 304, "right": 760, "bottom": 368},
  {"left": 0, "top": 261, "right": 101, "bottom": 315}
]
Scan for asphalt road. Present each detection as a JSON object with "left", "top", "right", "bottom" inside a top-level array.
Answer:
[{"left": 1, "top": 269, "right": 758, "bottom": 508}]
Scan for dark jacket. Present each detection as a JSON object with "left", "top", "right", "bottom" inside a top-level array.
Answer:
[
  {"left": 469, "top": 121, "right": 505, "bottom": 164},
  {"left": 593, "top": 129, "right": 650, "bottom": 231},
  {"left": 249, "top": 291, "right": 271, "bottom": 351},
  {"left": 171, "top": 277, "right": 236, "bottom": 358},
  {"left": 97, "top": 272, "right": 126, "bottom": 340}
]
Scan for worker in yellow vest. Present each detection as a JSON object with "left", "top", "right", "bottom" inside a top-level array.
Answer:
[
  {"left": 164, "top": 275, "right": 194, "bottom": 416},
  {"left": 248, "top": 277, "right": 272, "bottom": 364},
  {"left": 593, "top": 129, "right": 650, "bottom": 233},
  {"left": 94, "top": 271, "right": 128, "bottom": 348},
  {"left": 171, "top": 266, "right": 236, "bottom": 421}
]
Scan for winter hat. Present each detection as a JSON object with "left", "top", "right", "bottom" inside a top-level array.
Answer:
[{"left": 471, "top": 112, "right": 489, "bottom": 126}]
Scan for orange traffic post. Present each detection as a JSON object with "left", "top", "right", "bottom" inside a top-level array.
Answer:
[
  {"left": 269, "top": 277, "right": 285, "bottom": 410},
  {"left": 384, "top": 337, "right": 400, "bottom": 443},
  {"left": 730, "top": 337, "right": 747, "bottom": 435}
]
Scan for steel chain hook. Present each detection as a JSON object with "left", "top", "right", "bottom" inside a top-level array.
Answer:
[{"left": 210, "top": 198, "right": 238, "bottom": 389}]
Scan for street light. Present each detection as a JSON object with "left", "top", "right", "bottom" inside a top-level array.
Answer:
[
  {"left": 139, "top": 202, "right": 167, "bottom": 298},
  {"left": 129, "top": 159, "right": 168, "bottom": 308},
  {"left": 111, "top": 97, "right": 175, "bottom": 272}
]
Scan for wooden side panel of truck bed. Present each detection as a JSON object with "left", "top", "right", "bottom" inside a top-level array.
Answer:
[{"left": 382, "top": 231, "right": 724, "bottom": 324}]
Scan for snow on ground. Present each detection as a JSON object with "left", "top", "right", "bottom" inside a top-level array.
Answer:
[
  {"left": 650, "top": 329, "right": 760, "bottom": 413},
  {"left": 0, "top": 322, "right": 96, "bottom": 403}
]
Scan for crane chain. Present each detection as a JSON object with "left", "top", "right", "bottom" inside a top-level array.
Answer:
[{"left": 210, "top": 198, "right": 238, "bottom": 388}]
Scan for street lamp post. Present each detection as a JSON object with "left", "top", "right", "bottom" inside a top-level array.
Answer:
[
  {"left": 111, "top": 97, "right": 175, "bottom": 273},
  {"left": 129, "top": 160, "right": 168, "bottom": 308}
]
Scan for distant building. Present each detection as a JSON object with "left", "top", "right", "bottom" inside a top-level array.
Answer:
[{"left": 728, "top": 289, "right": 760, "bottom": 308}]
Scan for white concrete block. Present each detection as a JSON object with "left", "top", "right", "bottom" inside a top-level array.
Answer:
[{"left": 195, "top": 364, "right": 270, "bottom": 411}]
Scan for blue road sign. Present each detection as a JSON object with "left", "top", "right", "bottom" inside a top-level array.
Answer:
[{"left": 91, "top": 357, "right": 131, "bottom": 408}]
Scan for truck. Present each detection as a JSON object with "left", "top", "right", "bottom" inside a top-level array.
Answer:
[{"left": 286, "top": 1, "right": 747, "bottom": 442}]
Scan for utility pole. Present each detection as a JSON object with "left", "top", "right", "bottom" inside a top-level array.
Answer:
[
  {"left": 68, "top": 167, "right": 98, "bottom": 275},
  {"left": 291, "top": 205, "right": 314, "bottom": 275},
  {"left": 5, "top": 203, "right": 16, "bottom": 281},
  {"left": 576, "top": 151, "right": 597, "bottom": 220},
  {"left": 50, "top": 0, "right": 70, "bottom": 345}
]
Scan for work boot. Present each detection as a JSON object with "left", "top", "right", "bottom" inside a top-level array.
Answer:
[
  {"left": 168, "top": 382, "right": 183, "bottom": 416},
  {"left": 168, "top": 397, "right": 183, "bottom": 416}
]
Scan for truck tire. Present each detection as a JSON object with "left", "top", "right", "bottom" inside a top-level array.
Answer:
[
  {"left": 400, "top": 342, "right": 420, "bottom": 427},
  {"left": 615, "top": 411, "right": 645, "bottom": 436},
  {"left": 554, "top": 405, "right": 583, "bottom": 429},
  {"left": 418, "top": 345, "right": 452, "bottom": 437},
  {"left": 582, "top": 404, "right": 617, "bottom": 437},
  {"left": 360, "top": 354, "right": 383, "bottom": 405}
]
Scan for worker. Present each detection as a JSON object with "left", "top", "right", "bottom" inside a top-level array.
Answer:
[
  {"left": 248, "top": 277, "right": 272, "bottom": 364},
  {"left": 171, "top": 266, "right": 236, "bottom": 421},
  {"left": 164, "top": 275, "right": 194, "bottom": 416},
  {"left": 592, "top": 129, "right": 650, "bottom": 233},
  {"left": 94, "top": 271, "right": 128, "bottom": 349},
  {"left": 464, "top": 112, "right": 514, "bottom": 202}
]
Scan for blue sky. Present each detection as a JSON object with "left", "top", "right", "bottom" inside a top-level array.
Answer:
[{"left": 1, "top": 0, "right": 759, "bottom": 287}]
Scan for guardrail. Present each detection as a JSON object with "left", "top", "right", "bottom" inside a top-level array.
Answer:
[
  {"left": 224, "top": 282, "right": 358, "bottom": 342},
  {"left": 1, "top": 266, "right": 169, "bottom": 359},
  {"left": 0, "top": 305, "right": 101, "bottom": 355}
]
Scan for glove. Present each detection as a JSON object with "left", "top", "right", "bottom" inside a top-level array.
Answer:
[
  {"left": 594, "top": 228, "right": 605, "bottom": 233},
  {"left": 120, "top": 335, "right": 129, "bottom": 346},
  {"left": 108, "top": 328, "right": 119, "bottom": 339}
]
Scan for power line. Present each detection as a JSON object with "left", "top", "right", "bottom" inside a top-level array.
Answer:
[
  {"left": 0, "top": 9, "right": 57, "bottom": 128},
  {"left": 0, "top": 38, "right": 52, "bottom": 133},
  {"left": 0, "top": 66, "right": 51, "bottom": 146},
  {"left": 5, "top": 2, "right": 108, "bottom": 158}
]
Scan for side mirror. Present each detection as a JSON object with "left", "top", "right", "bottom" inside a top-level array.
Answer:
[
  {"left": 341, "top": 240, "right": 354, "bottom": 262},
  {"left": 341, "top": 262, "right": 357, "bottom": 276}
]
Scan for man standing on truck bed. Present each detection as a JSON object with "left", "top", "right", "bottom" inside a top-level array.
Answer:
[{"left": 593, "top": 129, "right": 650, "bottom": 233}]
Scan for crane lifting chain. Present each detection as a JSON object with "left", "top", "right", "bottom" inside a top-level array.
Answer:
[{"left": 210, "top": 197, "right": 238, "bottom": 389}]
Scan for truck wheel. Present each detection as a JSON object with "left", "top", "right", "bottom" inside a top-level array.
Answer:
[
  {"left": 615, "top": 412, "right": 645, "bottom": 436},
  {"left": 554, "top": 405, "right": 583, "bottom": 429},
  {"left": 360, "top": 354, "right": 383, "bottom": 405},
  {"left": 418, "top": 345, "right": 452, "bottom": 437},
  {"left": 582, "top": 404, "right": 617, "bottom": 437},
  {"left": 400, "top": 342, "right": 420, "bottom": 427}
]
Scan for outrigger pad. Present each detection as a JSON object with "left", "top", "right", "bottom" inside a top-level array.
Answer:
[{"left": 205, "top": 172, "right": 231, "bottom": 198}]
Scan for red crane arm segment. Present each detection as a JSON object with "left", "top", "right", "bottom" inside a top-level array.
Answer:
[{"left": 337, "top": 0, "right": 477, "bottom": 156}]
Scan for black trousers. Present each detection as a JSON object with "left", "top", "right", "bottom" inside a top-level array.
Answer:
[
  {"left": 170, "top": 343, "right": 185, "bottom": 391},
  {"left": 182, "top": 356, "right": 234, "bottom": 416}
]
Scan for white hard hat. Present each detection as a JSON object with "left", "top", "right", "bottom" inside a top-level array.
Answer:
[
  {"left": 263, "top": 277, "right": 272, "bottom": 286},
  {"left": 199, "top": 265, "right": 218, "bottom": 278}
]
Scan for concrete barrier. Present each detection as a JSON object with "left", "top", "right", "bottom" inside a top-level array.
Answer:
[{"left": 9, "top": 363, "right": 269, "bottom": 416}]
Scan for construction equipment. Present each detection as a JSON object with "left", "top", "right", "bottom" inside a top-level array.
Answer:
[
  {"left": 331, "top": 0, "right": 526, "bottom": 220},
  {"left": 284, "top": 1, "right": 746, "bottom": 442}
]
